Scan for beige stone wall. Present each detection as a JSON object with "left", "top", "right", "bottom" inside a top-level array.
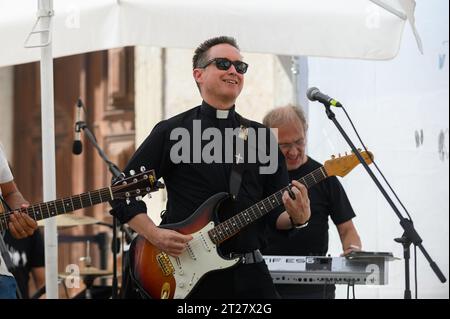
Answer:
[
  {"left": 164, "top": 48, "right": 201, "bottom": 118},
  {"left": 134, "top": 46, "right": 166, "bottom": 223},
  {"left": 0, "top": 66, "right": 13, "bottom": 160},
  {"left": 134, "top": 46, "right": 294, "bottom": 223}
]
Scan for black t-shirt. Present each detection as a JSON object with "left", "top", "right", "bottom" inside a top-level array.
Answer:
[
  {"left": 262, "top": 157, "right": 356, "bottom": 298},
  {"left": 110, "top": 101, "right": 289, "bottom": 254},
  {"left": 262, "top": 156, "right": 356, "bottom": 256},
  {"left": 3, "top": 229, "right": 45, "bottom": 299}
]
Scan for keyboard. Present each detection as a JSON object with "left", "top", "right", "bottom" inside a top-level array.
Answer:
[{"left": 263, "top": 252, "right": 396, "bottom": 285}]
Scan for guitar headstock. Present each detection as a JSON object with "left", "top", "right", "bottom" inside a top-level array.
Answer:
[
  {"left": 111, "top": 167, "right": 164, "bottom": 203},
  {"left": 324, "top": 150, "right": 374, "bottom": 177}
]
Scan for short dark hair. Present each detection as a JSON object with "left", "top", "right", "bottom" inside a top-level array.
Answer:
[{"left": 193, "top": 36, "right": 240, "bottom": 69}]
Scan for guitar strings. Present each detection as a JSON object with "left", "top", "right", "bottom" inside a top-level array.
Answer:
[
  {"left": 0, "top": 176, "right": 153, "bottom": 232},
  {"left": 0, "top": 183, "right": 132, "bottom": 224}
]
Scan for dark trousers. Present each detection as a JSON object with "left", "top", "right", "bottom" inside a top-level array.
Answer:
[
  {"left": 188, "top": 262, "right": 280, "bottom": 299},
  {"left": 122, "top": 258, "right": 279, "bottom": 299}
]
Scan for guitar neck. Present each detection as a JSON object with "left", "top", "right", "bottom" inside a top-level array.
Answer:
[
  {"left": 209, "top": 166, "right": 328, "bottom": 244},
  {"left": 0, "top": 187, "right": 113, "bottom": 232}
]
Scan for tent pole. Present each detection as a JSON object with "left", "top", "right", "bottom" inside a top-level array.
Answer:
[{"left": 37, "top": 0, "right": 58, "bottom": 299}]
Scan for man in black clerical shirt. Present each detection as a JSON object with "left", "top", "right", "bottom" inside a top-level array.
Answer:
[
  {"left": 262, "top": 105, "right": 362, "bottom": 299},
  {"left": 110, "top": 36, "right": 311, "bottom": 299}
]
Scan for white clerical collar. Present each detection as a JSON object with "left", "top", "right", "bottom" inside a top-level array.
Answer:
[{"left": 216, "top": 109, "right": 229, "bottom": 119}]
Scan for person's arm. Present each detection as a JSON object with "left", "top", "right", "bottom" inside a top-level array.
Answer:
[
  {"left": 110, "top": 120, "right": 189, "bottom": 256},
  {"left": 1, "top": 180, "right": 28, "bottom": 208},
  {"left": 1, "top": 180, "right": 37, "bottom": 239},
  {"left": 337, "top": 220, "right": 362, "bottom": 255},
  {"left": 30, "top": 266, "right": 46, "bottom": 298},
  {"left": 276, "top": 180, "right": 311, "bottom": 230},
  {"left": 127, "top": 213, "right": 192, "bottom": 256}
]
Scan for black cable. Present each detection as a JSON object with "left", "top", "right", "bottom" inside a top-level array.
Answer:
[
  {"left": 352, "top": 282, "right": 356, "bottom": 299},
  {"left": 414, "top": 245, "right": 418, "bottom": 299},
  {"left": 340, "top": 105, "right": 421, "bottom": 298},
  {"left": 30, "top": 285, "right": 46, "bottom": 299},
  {"left": 341, "top": 106, "right": 413, "bottom": 221},
  {"left": 323, "top": 280, "right": 328, "bottom": 299}
]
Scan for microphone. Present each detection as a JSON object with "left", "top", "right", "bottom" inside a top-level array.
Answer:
[
  {"left": 306, "top": 87, "right": 342, "bottom": 107},
  {"left": 72, "top": 99, "right": 83, "bottom": 155}
]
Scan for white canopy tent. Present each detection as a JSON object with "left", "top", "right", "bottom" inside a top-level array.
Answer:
[
  {"left": 0, "top": 0, "right": 423, "bottom": 298},
  {"left": 1, "top": 0, "right": 423, "bottom": 67}
]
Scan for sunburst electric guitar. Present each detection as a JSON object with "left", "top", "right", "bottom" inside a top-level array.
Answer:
[
  {"left": 0, "top": 168, "right": 162, "bottom": 232},
  {"left": 129, "top": 151, "right": 373, "bottom": 299}
]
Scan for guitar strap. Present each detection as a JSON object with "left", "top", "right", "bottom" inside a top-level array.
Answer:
[
  {"left": 0, "top": 233, "right": 13, "bottom": 272},
  {"left": 229, "top": 115, "right": 251, "bottom": 201},
  {"left": 0, "top": 196, "right": 13, "bottom": 268},
  {"left": 0, "top": 194, "right": 23, "bottom": 299}
]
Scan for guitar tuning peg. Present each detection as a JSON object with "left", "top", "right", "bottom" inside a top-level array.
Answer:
[
  {"left": 129, "top": 169, "right": 136, "bottom": 176},
  {"left": 126, "top": 198, "right": 131, "bottom": 205},
  {"left": 135, "top": 196, "right": 143, "bottom": 201},
  {"left": 147, "top": 193, "right": 152, "bottom": 199},
  {"left": 140, "top": 166, "right": 146, "bottom": 172}
]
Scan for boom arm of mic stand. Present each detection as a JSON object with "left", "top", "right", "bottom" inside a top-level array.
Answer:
[
  {"left": 323, "top": 105, "right": 446, "bottom": 285},
  {"left": 76, "top": 121, "right": 122, "bottom": 179}
]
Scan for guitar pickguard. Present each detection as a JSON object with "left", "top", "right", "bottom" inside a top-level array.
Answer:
[{"left": 167, "top": 222, "right": 239, "bottom": 299}]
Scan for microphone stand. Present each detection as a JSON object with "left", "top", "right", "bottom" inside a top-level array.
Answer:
[
  {"left": 75, "top": 120, "right": 122, "bottom": 299},
  {"left": 321, "top": 104, "right": 446, "bottom": 298}
]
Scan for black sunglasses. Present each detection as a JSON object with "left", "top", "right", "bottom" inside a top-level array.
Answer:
[{"left": 199, "top": 58, "right": 249, "bottom": 74}]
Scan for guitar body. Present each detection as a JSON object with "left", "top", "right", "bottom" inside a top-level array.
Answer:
[{"left": 129, "top": 192, "right": 240, "bottom": 299}]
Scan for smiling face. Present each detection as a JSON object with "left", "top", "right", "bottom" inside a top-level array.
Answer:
[{"left": 193, "top": 43, "right": 245, "bottom": 109}]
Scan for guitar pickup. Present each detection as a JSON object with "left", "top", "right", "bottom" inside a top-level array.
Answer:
[
  {"left": 199, "top": 232, "right": 211, "bottom": 252},
  {"left": 186, "top": 243, "right": 196, "bottom": 260},
  {"left": 156, "top": 252, "right": 175, "bottom": 276}
]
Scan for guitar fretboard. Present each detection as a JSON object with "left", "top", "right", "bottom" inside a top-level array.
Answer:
[
  {"left": 208, "top": 166, "right": 328, "bottom": 244},
  {"left": 0, "top": 187, "right": 113, "bottom": 232}
]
